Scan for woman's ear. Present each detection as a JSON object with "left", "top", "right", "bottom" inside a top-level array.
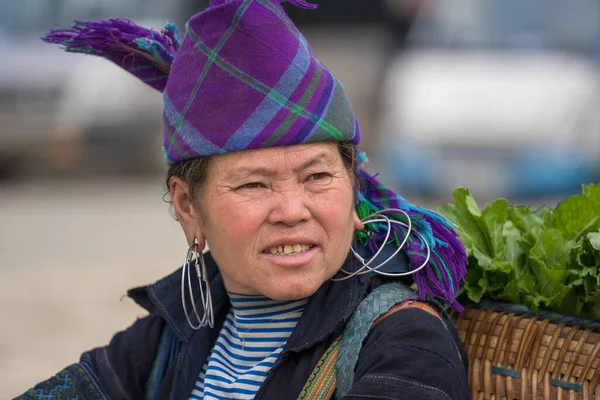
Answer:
[
  {"left": 169, "top": 177, "right": 206, "bottom": 250},
  {"left": 353, "top": 209, "right": 364, "bottom": 231}
]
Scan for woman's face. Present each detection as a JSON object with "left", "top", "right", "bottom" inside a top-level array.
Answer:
[{"left": 180, "top": 142, "right": 362, "bottom": 300}]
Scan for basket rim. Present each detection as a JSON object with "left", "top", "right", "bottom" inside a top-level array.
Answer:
[{"left": 458, "top": 297, "right": 600, "bottom": 331}]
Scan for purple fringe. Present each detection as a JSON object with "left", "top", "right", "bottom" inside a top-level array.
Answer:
[
  {"left": 357, "top": 169, "right": 468, "bottom": 311},
  {"left": 42, "top": 19, "right": 181, "bottom": 92},
  {"left": 410, "top": 216, "right": 467, "bottom": 311}
]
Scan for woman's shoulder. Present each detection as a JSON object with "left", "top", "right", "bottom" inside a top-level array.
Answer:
[
  {"left": 340, "top": 279, "right": 471, "bottom": 399},
  {"left": 344, "top": 302, "right": 471, "bottom": 399},
  {"left": 85, "top": 314, "right": 167, "bottom": 398},
  {"left": 361, "top": 281, "right": 468, "bottom": 373},
  {"left": 368, "top": 300, "right": 465, "bottom": 363}
]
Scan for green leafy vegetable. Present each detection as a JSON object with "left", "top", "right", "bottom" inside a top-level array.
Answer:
[{"left": 438, "top": 184, "right": 600, "bottom": 319}]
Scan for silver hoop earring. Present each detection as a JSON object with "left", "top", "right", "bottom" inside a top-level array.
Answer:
[
  {"left": 333, "top": 208, "right": 431, "bottom": 281},
  {"left": 181, "top": 239, "right": 214, "bottom": 329}
]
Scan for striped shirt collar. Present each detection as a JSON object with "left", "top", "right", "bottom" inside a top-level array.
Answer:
[{"left": 228, "top": 292, "right": 308, "bottom": 336}]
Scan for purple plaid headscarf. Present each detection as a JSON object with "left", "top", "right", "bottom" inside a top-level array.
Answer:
[{"left": 42, "top": 0, "right": 467, "bottom": 310}]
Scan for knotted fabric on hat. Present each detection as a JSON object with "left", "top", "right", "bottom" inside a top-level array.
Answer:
[
  {"left": 42, "top": 0, "right": 467, "bottom": 310},
  {"left": 162, "top": 0, "right": 360, "bottom": 163}
]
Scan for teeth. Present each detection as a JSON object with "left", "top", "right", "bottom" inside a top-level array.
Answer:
[{"left": 265, "top": 244, "right": 313, "bottom": 255}]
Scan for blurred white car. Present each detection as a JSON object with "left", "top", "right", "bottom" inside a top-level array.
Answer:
[
  {"left": 0, "top": 1, "right": 67, "bottom": 178},
  {"left": 377, "top": 0, "right": 600, "bottom": 200},
  {"left": 0, "top": 0, "right": 192, "bottom": 178}
]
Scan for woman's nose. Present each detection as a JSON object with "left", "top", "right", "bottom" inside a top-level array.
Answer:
[{"left": 267, "top": 189, "right": 311, "bottom": 227}]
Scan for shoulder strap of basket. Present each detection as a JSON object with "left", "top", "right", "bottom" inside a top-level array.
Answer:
[
  {"left": 296, "top": 282, "right": 416, "bottom": 400},
  {"left": 336, "top": 282, "right": 415, "bottom": 397}
]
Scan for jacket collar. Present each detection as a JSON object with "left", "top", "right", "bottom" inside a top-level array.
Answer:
[
  {"left": 128, "top": 253, "right": 229, "bottom": 343},
  {"left": 285, "top": 253, "right": 368, "bottom": 351}
]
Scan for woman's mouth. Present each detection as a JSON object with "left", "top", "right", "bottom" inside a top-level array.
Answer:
[{"left": 263, "top": 244, "right": 315, "bottom": 255}]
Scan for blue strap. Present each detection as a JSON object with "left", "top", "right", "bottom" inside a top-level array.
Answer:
[{"left": 335, "top": 282, "right": 414, "bottom": 398}]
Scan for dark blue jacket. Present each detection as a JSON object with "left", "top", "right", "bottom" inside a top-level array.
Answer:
[{"left": 17, "top": 252, "right": 470, "bottom": 400}]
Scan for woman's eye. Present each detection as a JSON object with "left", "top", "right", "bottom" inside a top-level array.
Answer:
[
  {"left": 238, "top": 182, "right": 264, "bottom": 190},
  {"left": 307, "top": 172, "right": 329, "bottom": 181}
]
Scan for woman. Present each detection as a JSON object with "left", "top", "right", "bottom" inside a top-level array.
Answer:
[{"left": 18, "top": 0, "right": 470, "bottom": 399}]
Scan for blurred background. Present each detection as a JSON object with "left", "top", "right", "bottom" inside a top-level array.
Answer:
[{"left": 1, "top": 0, "right": 599, "bottom": 396}]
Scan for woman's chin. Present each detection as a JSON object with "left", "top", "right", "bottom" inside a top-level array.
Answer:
[{"left": 261, "top": 281, "right": 321, "bottom": 301}]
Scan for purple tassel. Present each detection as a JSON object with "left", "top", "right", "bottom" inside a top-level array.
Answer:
[
  {"left": 398, "top": 207, "right": 466, "bottom": 311},
  {"left": 356, "top": 168, "right": 468, "bottom": 311},
  {"left": 410, "top": 216, "right": 467, "bottom": 311},
  {"left": 42, "top": 19, "right": 181, "bottom": 92}
]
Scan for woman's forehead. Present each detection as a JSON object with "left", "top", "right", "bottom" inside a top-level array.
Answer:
[{"left": 211, "top": 143, "right": 342, "bottom": 177}]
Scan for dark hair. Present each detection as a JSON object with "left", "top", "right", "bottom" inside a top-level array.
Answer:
[{"left": 164, "top": 141, "right": 360, "bottom": 215}]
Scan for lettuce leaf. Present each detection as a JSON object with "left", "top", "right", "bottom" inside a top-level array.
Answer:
[
  {"left": 437, "top": 184, "right": 600, "bottom": 319},
  {"left": 550, "top": 185, "right": 600, "bottom": 240}
]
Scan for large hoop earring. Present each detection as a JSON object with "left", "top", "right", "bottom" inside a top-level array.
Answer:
[
  {"left": 181, "top": 239, "right": 214, "bottom": 329},
  {"left": 333, "top": 208, "right": 431, "bottom": 281}
]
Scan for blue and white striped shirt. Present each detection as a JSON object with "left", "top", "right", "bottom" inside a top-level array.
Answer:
[{"left": 189, "top": 293, "right": 308, "bottom": 399}]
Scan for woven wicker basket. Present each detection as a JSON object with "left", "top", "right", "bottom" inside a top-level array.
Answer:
[{"left": 450, "top": 302, "right": 600, "bottom": 400}]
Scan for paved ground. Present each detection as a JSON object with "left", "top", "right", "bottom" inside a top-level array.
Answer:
[{"left": 0, "top": 178, "right": 185, "bottom": 397}]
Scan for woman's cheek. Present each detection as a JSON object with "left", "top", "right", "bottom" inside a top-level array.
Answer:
[
  {"left": 225, "top": 204, "right": 265, "bottom": 238},
  {"left": 318, "top": 187, "right": 354, "bottom": 213}
]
